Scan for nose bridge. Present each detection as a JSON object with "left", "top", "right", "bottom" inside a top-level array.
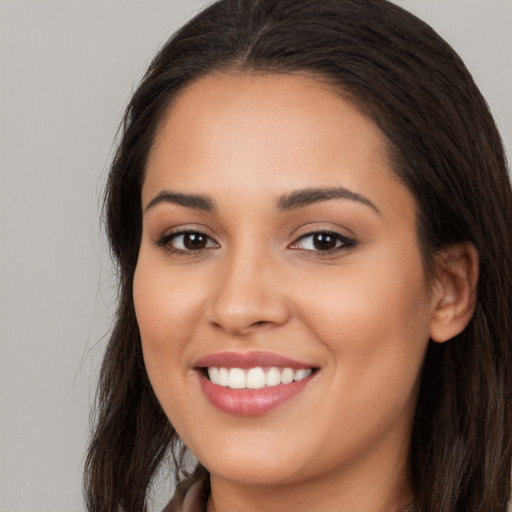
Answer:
[{"left": 208, "top": 239, "right": 289, "bottom": 335}]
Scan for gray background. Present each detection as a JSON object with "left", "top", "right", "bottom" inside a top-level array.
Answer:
[{"left": 0, "top": 1, "right": 510, "bottom": 511}]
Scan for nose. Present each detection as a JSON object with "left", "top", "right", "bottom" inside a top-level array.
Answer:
[{"left": 207, "top": 248, "right": 291, "bottom": 336}]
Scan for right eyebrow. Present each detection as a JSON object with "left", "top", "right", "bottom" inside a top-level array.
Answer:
[{"left": 144, "top": 190, "right": 216, "bottom": 213}]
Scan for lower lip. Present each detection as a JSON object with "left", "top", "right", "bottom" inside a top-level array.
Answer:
[{"left": 197, "top": 371, "right": 313, "bottom": 416}]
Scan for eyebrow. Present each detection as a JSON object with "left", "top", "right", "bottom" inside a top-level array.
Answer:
[
  {"left": 277, "top": 187, "right": 380, "bottom": 214},
  {"left": 145, "top": 190, "right": 216, "bottom": 212},
  {"left": 144, "top": 186, "right": 380, "bottom": 215}
]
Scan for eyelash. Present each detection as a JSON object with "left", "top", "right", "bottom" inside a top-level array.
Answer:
[
  {"left": 155, "top": 229, "right": 356, "bottom": 256},
  {"left": 290, "top": 230, "right": 357, "bottom": 254},
  {"left": 155, "top": 230, "right": 219, "bottom": 256}
]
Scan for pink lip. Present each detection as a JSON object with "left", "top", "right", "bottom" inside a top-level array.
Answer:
[
  {"left": 194, "top": 351, "right": 311, "bottom": 370},
  {"left": 194, "top": 351, "right": 317, "bottom": 416},
  {"left": 198, "top": 375, "right": 312, "bottom": 416}
]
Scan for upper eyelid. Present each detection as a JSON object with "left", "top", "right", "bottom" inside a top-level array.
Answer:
[
  {"left": 291, "top": 222, "right": 356, "bottom": 238},
  {"left": 155, "top": 224, "right": 217, "bottom": 240},
  {"left": 295, "top": 228, "right": 351, "bottom": 238}
]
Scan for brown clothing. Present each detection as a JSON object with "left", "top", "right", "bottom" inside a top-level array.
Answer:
[{"left": 162, "top": 473, "right": 209, "bottom": 512}]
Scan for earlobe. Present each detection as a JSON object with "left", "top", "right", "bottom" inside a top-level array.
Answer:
[{"left": 429, "top": 242, "right": 479, "bottom": 343}]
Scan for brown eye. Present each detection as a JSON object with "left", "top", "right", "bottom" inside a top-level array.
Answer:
[
  {"left": 289, "top": 230, "right": 356, "bottom": 253},
  {"left": 183, "top": 232, "right": 208, "bottom": 250},
  {"left": 312, "top": 233, "right": 338, "bottom": 251},
  {"left": 157, "top": 231, "right": 218, "bottom": 254}
]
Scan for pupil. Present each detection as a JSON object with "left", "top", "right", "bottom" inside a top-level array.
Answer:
[
  {"left": 184, "top": 233, "right": 207, "bottom": 250},
  {"left": 313, "top": 233, "right": 337, "bottom": 251}
]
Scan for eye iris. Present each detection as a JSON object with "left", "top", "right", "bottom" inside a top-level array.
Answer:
[
  {"left": 313, "top": 233, "right": 337, "bottom": 251},
  {"left": 183, "top": 233, "right": 207, "bottom": 250}
]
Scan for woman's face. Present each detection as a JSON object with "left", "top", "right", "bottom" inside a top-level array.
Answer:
[{"left": 134, "top": 73, "right": 437, "bottom": 489}]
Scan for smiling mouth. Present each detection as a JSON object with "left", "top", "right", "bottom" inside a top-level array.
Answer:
[
  {"left": 204, "top": 366, "right": 314, "bottom": 389},
  {"left": 194, "top": 352, "right": 318, "bottom": 414}
]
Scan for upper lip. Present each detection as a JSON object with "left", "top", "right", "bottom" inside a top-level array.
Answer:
[{"left": 194, "top": 351, "right": 314, "bottom": 370}]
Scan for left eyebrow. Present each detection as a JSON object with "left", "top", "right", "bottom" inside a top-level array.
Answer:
[{"left": 276, "top": 186, "right": 381, "bottom": 214}]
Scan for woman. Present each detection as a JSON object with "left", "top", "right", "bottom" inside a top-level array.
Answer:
[{"left": 84, "top": 0, "right": 512, "bottom": 511}]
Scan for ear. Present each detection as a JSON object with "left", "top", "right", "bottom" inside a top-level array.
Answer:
[{"left": 429, "top": 242, "right": 479, "bottom": 343}]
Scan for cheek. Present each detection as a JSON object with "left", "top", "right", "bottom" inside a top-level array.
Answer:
[
  {"left": 133, "top": 252, "right": 201, "bottom": 385},
  {"left": 332, "top": 237, "right": 427, "bottom": 323},
  {"left": 289, "top": 256, "right": 431, "bottom": 457},
  {"left": 133, "top": 254, "right": 210, "bottom": 434},
  {"left": 294, "top": 247, "right": 432, "bottom": 393}
]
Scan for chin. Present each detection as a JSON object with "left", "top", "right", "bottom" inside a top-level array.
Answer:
[
  {"left": 204, "top": 455, "right": 307, "bottom": 486},
  {"left": 182, "top": 430, "right": 301, "bottom": 484}
]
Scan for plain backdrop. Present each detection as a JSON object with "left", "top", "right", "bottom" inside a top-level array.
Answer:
[{"left": 0, "top": 1, "right": 510, "bottom": 511}]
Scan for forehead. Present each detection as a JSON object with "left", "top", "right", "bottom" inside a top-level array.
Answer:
[{"left": 143, "top": 72, "right": 410, "bottom": 216}]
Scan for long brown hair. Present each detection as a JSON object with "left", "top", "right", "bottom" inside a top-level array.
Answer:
[{"left": 84, "top": 1, "right": 512, "bottom": 510}]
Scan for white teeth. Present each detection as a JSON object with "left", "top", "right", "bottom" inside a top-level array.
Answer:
[
  {"left": 281, "top": 367, "right": 294, "bottom": 384},
  {"left": 229, "top": 368, "right": 246, "bottom": 389},
  {"left": 218, "top": 367, "right": 229, "bottom": 387},
  {"left": 294, "top": 368, "right": 311, "bottom": 381},
  {"left": 246, "top": 367, "right": 266, "bottom": 389},
  {"left": 266, "top": 367, "right": 281, "bottom": 387},
  {"left": 206, "top": 366, "right": 313, "bottom": 389},
  {"left": 207, "top": 367, "right": 219, "bottom": 383}
]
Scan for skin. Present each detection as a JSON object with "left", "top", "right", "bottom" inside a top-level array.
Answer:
[{"left": 133, "top": 73, "right": 476, "bottom": 512}]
